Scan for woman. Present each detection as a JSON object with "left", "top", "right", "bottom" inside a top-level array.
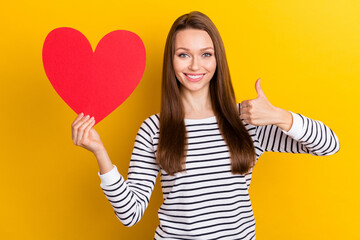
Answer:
[{"left": 71, "top": 11, "right": 340, "bottom": 240}]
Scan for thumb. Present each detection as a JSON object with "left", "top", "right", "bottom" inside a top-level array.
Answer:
[{"left": 255, "top": 78, "right": 265, "bottom": 98}]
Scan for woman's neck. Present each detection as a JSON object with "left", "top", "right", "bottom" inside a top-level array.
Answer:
[{"left": 180, "top": 88, "right": 214, "bottom": 119}]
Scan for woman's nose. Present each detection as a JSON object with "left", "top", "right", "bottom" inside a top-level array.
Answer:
[{"left": 189, "top": 57, "right": 200, "bottom": 71}]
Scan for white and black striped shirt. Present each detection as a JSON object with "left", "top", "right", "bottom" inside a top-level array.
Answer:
[{"left": 98, "top": 103, "right": 340, "bottom": 239}]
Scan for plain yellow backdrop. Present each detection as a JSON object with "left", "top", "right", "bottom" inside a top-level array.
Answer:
[{"left": 1, "top": 0, "right": 358, "bottom": 239}]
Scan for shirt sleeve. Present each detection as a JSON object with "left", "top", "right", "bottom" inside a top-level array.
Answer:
[
  {"left": 98, "top": 117, "right": 160, "bottom": 227},
  {"left": 255, "top": 111, "right": 340, "bottom": 155}
]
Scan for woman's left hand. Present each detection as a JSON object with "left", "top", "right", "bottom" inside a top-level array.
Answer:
[{"left": 240, "top": 79, "right": 293, "bottom": 131}]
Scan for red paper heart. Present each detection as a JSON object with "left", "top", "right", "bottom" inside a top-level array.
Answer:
[{"left": 42, "top": 27, "right": 146, "bottom": 125}]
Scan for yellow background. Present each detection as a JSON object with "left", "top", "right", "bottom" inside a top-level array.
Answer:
[{"left": 1, "top": 0, "right": 358, "bottom": 239}]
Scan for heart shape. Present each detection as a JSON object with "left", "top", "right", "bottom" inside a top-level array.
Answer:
[{"left": 42, "top": 27, "right": 146, "bottom": 125}]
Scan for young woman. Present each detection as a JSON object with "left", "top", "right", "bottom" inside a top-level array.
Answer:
[{"left": 71, "top": 11, "right": 340, "bottom": 240}]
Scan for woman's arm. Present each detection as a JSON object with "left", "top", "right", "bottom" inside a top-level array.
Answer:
[
  {"left": 239, "top": 79, "right": 340, "bottom": 155},
  {"left": 93, "top": 147, "right": 114, "bottom": 175},
  {"left": 98, "top": 115, "right": 160, "bottom": 227},
  {"left": 253, "top": 110, "right": 340, "bottom": 155}
]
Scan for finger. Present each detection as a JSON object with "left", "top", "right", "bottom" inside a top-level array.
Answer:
[
  {"left": 77, "top": 115, "right": 93, "bottom": 145},
  {"left": 240, "top": 112, "right": 250, "bottom": 120},
  {"left": 240, "top": 115, "right": 251, "bottom": 124},
  {"left": 239, "top": 106, "right": 249, "bottom": 115},
  {"left": 82, "top": 118, "right": 95, "bottom": 145},
  {"left": 73, "top": 114, "right": 87, "bottom": 144},
  {"left": 240, "top": 100, "right": 250, "bottom": 108},
  {"left": 72, "top": 113, "right": 84, "bottom": 143},
  {"left": 255, "top": 78, "right": 265, "bottom": 98},
  {"left": 72, "top": 112, "right": 84, "bottom": 127},
  {"left": 75, "top": 115, "right": 90, "bottom": 145}
]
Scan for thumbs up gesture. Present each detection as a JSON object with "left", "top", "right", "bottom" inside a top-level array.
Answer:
[{"left": 240, "top": 79, "right": 293, "bottom": 130}]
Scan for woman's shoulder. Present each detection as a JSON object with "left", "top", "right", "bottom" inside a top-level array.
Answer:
[{"left": 140, "top": 113, "right": 160, "bottom": 134}]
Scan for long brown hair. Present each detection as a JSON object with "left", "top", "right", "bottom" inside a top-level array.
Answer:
[{"left": 157, "top": 11, "right": 256, "bottom": 175}]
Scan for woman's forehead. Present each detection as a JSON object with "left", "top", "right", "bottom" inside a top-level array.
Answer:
[{"left": 174, "top": 29, "right": 214, "bottom": 51}]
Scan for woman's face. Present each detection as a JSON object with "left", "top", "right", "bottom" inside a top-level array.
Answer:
[{"left": 173, "top": 28, "right": 217, "bottom": 94}]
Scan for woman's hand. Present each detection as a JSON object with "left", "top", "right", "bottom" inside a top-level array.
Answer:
[
  {"left": 71, "top": 113, "right": 104, "bottom": 154},
  {"left": 240, "top": 79, "right": 293, "bottom": 131}
]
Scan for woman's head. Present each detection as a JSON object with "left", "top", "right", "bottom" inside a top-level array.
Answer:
[
  {"left": 158, "top": 11, "right": 256, "bottom": 175},
  {"left": 173, "top": 28, "right": 216, "bottom": 95},
  {"left": 162, "top": 11, "right": 233, "bottom": 102}
]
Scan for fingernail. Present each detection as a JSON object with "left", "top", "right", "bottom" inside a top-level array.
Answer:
[
  {"left": 90, "top": 116, "right": 94, "bottom": 120},
  {"left": 85, "top": 115, "right": 89, "bottom": 118}
]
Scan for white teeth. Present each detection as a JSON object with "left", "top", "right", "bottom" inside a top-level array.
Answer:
[{"left": 186, "top": 74, "right": 204, "bottom": 79}]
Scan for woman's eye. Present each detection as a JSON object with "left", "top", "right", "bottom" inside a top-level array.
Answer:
[
  {"left": 203, "top": 52, "right": 212, "bottom": 57},
  {"left": 178, "top": 53, "right": 188, "bottom": 58}
]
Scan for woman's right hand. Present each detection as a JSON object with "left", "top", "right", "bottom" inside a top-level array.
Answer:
[{"left": 71, "top": 113, "right": 104, "bottom": 154}]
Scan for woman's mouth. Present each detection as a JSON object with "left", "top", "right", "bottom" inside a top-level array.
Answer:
[{"left": 184, "top": 73, "right": 205, "bottom": 82}]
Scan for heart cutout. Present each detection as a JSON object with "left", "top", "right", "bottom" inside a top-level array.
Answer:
[{"left": 42, "top": 27, "right": 146, "bottom": 125}]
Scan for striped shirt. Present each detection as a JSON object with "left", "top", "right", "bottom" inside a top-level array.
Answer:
[{"left": 98, "top": 103, "right": 340, "bottom": 239}]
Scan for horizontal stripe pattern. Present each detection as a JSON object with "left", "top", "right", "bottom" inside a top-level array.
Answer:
[{"left": 99, "top": 103, "right": 340, "bottom": 239}]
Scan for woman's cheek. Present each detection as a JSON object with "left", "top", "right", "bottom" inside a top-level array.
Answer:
[
  {"left": 206, "top": 58, "right": 216, "bottom": 71},
  {"left": 173, "top": 58, "right": 187, "bottom": 72}
]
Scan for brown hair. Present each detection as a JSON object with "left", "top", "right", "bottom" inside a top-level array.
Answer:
[{"left": 157, "top": 11, "right": 256, "bottom": 175}]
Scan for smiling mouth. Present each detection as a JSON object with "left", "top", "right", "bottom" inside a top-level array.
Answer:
[{"left": 184, "top": 73, "right": 206, "bottom": 80}]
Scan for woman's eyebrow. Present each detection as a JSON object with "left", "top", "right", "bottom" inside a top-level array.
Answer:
[{"left": 175, "top": 47, "right": 214, "bottom": 51}]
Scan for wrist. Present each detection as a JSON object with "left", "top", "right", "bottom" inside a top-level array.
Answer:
[
  {"left": 93, "top": 145, "right": 106, "bottom": 157},
  {"left": 93, "top": 146, "right": 114, "bottom": 175},
  {"left": 274, "top": 107, "right": 293, "bottom": 132}
]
